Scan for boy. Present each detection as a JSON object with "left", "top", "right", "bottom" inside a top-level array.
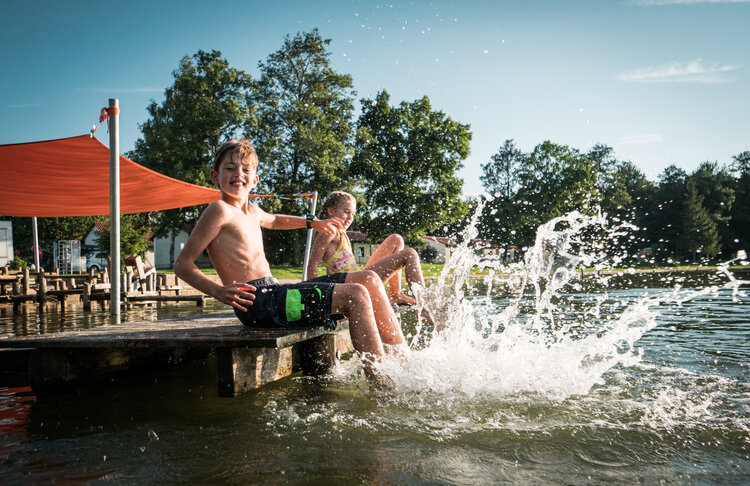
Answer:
[{"left": 174, "top": 139, "right": 404, "bottom": 385}]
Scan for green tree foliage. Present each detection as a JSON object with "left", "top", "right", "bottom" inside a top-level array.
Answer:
[
  {"left": 730, "top": 151, "right": 750, "bottom": 254},
  {"left": 94, "top": 214, "right": 152, "bottom": 265},
  {"left": 512, "top": 141, "right": 598, "bottom": 248},
  {"left": 128, "top": 49, "right": 253, "bottom": 262},
  {"left": 479, "top": 139, "right": 524, "bottom": 252},
  {"left": 688, "top": 161, "right": 735, "bottom": 256},
  {"left": 247, "top": 29, "right": 355, "bottom": 263},
  {"left": 600, "top": 161, "right": 655, "bottom": 261},
  {"left": 649, "top": 165, "right": 687, "bottom": 259},
  {"left": 678, "top": 180, "right": 720, "bottom": 260},
  {"left": 353, "top": 90, "right": 470, "bottom": 242},
  {"left": 586, "top": 143, "right": 617, "bottom": 193}
]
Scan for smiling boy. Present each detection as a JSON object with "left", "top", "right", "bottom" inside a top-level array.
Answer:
[{"left": 173, "top": 139, "right": 404, "bottom": 384}]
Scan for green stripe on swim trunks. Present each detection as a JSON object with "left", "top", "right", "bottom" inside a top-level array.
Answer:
[{"left": 286, "top": 289, "right": 304, "bottom": 322}]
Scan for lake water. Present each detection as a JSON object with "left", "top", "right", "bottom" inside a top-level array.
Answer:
[{"left": 1, "top": 212, "right": 748, "bottom": 484}]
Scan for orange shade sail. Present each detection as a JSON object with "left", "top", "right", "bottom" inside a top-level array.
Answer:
[{"left": 0, "top": 134, "right": 221, "bottom": 217}]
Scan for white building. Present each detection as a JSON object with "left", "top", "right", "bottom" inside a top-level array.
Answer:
[{"left": 0, "top": 220, "right": 13, "bottom": 267}]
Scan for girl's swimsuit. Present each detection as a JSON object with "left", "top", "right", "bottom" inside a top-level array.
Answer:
[{"left": 323, "top": 230, "right": 361, "bottom": 274}]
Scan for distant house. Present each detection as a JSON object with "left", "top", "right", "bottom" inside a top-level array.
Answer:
[
  {"left": 0, "top": 220, "right": 13, "bottom": 267},
  {"left": 423, "top": 236, "right": 457, "bottom": 264},
  {"left": 468, "top": 239, "right": 521, "bottom": 262},
  {"left": 348, "top": 231, "right": 377, "bottom": 265},
  {"left": 81, "top": 222, "right": 155, "bottom": 272},
  {"left": 153, "top": 225, "right": 211, "bottom": 269}
]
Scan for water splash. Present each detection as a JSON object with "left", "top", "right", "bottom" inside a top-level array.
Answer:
[{"left": 360, "top": 204, "right": 750, "bottom": 404}]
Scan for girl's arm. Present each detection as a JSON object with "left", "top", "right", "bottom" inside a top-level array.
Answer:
[{"left": 306, "top": 232, "right": 335, "bottom": 280}]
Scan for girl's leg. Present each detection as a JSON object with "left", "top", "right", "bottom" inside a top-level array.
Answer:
[
  {"left": 365, "top": 234, "right": 405, "bottom": 303},
  {"left": 366, "top": 248, "right": 425, "bottom": 305},
  {"left": 345, "top": 270, "right": 405, "bottom": 346},
  {"left": 367, "top": 250, "right": 436, "bottom": 325}
]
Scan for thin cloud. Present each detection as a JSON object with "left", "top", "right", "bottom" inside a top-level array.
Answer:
[
  {"left": 6, "top": 103, "right": 44, "bottom": 109},
  {"left": 618, "top": 59, "right": 740, "bottom": 83},
  {"left": 618, "top": 134, "right": 663, "bottom": 145},
  {"left": 75, "top": 87, "right": 163, "bottom": 94},
  {"left": 632, "top": 0, "right": 750, "bottom": 5}
]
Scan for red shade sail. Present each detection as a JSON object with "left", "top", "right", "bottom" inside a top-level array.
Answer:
[{"left": 0, "top": 134, "right": 221, "bottom": 217}]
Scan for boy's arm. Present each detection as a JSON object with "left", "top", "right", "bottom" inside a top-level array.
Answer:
[
  {"left": 305, "top": 232, "right": 334, "bottom": 280},
  {"left": 257, "top": 208, "right": 343, "bottom": 235},
  {"left": 174, "top": 202, "right": 256, "bottom": 311}
]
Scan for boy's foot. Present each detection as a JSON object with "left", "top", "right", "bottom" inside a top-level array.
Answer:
[{"left": 369, "top": 373, "right": 395, "bottom": 392}]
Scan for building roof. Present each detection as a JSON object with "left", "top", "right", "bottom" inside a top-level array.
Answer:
[
  {"left": 424, "top": 235, "right": 457, "bottom": 247},
  {"left": 347, "top": 231, "right": 369, "bottom": 243}
]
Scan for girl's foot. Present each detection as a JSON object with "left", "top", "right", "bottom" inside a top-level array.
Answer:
[{"left": 389, "top": 292, "right": 417, "bottom": 307}]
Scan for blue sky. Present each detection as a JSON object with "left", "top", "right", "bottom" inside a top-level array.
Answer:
[{"left": 2, "top": 0, "right": 748, "bottom": 196}]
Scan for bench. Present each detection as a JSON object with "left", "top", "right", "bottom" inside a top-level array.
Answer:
[{"left": 0, "top": 312, "right": 353, "bottom": 398}]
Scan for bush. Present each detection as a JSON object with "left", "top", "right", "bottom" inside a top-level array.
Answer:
[
  {"left": 7, "top": 256, "right": 28, "bottom": 270},
  {"left": 420, "top": 245, "right": 439, "bottom": 263}
]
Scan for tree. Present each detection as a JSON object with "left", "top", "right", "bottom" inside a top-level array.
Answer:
[
  {"left": 512, "top": 141, "right": 598, "bottom": 248},
  {"left": 479, "top": 139, "right": 524, "bottom": 250},
  {"left": 729, "top": 151, "right": 750, "bottom": 255},
  {"left": 678, "top": 180, "right": 720, "bottom": 260},
  {"left": 688, "top": 161, "right": 735, "bottom": 257},
  {"left": 586, "top": 143, "right": 617, "bottom": 194},
  {"left": 128, "top": 49, "right": 253, "bottom": 263},
  {"left": 647, "top": 165, "right": 687, "bottom": 260},
  {"left": 600, "top": 161, "right": 655, "bottom": 260},
  {"left": 94, "top": 214, "right": 153, "bottom": 265},
  {"left": 247, "top": 29, "right": 356, "bottom": 262},
  {"left": 352, "top": 90, "right": 471, "bottom": 243}
]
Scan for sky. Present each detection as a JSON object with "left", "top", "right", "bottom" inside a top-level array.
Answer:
[{"left": 2, "top": 0, "right": 748, "bottom": 197}]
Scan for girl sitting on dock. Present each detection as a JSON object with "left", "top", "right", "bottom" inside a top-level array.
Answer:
[{"left": 306, "top": 191, "right": 428, "bottom": 309}]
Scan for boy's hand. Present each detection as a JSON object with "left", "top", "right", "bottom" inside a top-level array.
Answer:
[
  {"left": 312, "top": 217, "right": 344, "bottom": 235},
  {"left": 220, "top": 282, "right": 256, "bottom": 312}
]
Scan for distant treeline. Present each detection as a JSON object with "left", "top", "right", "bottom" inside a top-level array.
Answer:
[{"left": 473, "top": 140, "right": 749, "bottom": 264}]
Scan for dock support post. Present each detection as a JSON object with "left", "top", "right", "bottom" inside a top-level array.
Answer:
[
  {"left": 83, "top": 282, "right": 91, "bottom": 310},
  {"left": 216, "top": 346, "right": 296, "bottom": 397}
]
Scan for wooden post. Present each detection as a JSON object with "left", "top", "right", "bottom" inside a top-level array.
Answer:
[
  {"left": 23, "top": 268, "right": 30, "bottom": 295},
  {"left": 38, "top": 272, "right": 47, "bottom": 303},
  {"left": 82, "top": 282, "right": 91, "bottom": 311},
  {"left": 216, "top": 346, "right": 296, "bottom": 397},
  {"left": 300, "top": 334, "right": 338, "bottom": 376}
]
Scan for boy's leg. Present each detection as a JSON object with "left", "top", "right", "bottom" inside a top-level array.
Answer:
[
  {"left": 330, "top": 283, "right": 385, "bottom": 382},
  {"left": 365, "top": 234, "right": 405, "bottom": 300},
  {"left": 345, "top": 270, "right": 405, "bottom": 346}
]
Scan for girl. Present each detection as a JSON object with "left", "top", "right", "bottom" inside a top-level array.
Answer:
[{"left": 306, "top": 191, "right": 427, "bottom": 308}]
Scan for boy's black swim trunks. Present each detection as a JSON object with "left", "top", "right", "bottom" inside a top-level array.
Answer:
[{"left": 233, "top": 273, "right": 347, "bottom": 330}]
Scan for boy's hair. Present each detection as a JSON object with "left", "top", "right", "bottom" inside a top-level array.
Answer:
[
  {"left": 318, "top": 191, "right": 356, "bottom": 219},
  {"left": 212, "top": 139, "right": 258, "bottom": 172}
]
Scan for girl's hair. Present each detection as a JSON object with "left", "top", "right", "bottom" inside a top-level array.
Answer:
[{"left": 318, "top": 191, "right": 355, "bottom": 219}]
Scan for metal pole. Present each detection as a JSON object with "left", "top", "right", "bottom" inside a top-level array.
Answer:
[
  {"left": 31, "top": 217, "right": 40, "bottom": 271},
  {"left": 301, "top": 191, "right": 318, "bottom": 281},
  {"left": 108, "top": 99, "right": 121, "bottom": 316}
]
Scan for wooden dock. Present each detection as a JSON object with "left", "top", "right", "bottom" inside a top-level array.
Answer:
[
  {"left": 0, "top": 268, "right": 207, "bottom": 309},
  {"left": 0, "top": 312, "right": 353, "bottom": 398}
]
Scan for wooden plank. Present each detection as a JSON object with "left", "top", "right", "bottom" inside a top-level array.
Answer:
[{"left": 0, "top": 314, "right": 347, "bottom": 349}]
